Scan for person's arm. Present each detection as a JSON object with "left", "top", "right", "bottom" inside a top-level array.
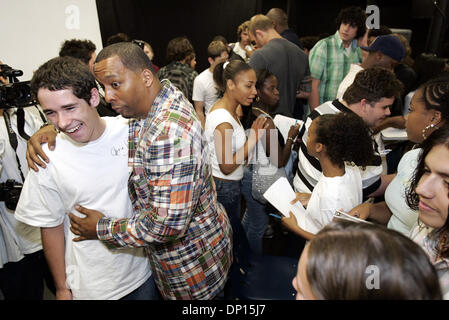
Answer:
[
  {"left": 282, "top": 212, "right": 315, "bottom": 240},
  {"left": 214, "top": 118, "right": 267, "bottom": 175},
  {"left": 71, "top": 121, "right": 230, "bottom": 247},
  {"left": 367, "top": 174, "right": 396, "bottom": 198},
  {"left": 349, "top": 201, "right": 392, "bottom": 225},
  {"left": 26, "top": 124, "right": 59, "bottom": 171},
  {"left": 41, "top": 224, "right": 72, "bottom": 300},
  {"left": 373, "top": 116, "right": 406, "bottom": 134},
  {"left": 308, "top": 78, "right": 321, "bottom": 110},
  {"left": 194, "top": 101, "right": 206, "bottom": 129}
]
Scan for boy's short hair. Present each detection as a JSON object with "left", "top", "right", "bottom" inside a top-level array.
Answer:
[
  {"left": 59, "top": 39, "right": 96, "bottom": 65},
  {"left": 207, "top": 41, "right": 227, "bottom": 59},
  {"left": 31, "top": 56, "right": 97, "bottom": 104}
]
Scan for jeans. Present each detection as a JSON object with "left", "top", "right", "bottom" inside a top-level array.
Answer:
[
  {"left": 214, "top": 178, "right": 242, "bottom": 248},
  {"left": 121, "top": 275, "right": 160, "bottom": 300},
  {"left": 241, "top": 166, "right": 268, "bottom": 255}
]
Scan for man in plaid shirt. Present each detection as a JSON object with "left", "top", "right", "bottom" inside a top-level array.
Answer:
[{"left": 30, "top": 42, "right": 233, "bottom": 300}]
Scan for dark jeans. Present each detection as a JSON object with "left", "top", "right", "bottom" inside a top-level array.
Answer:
[
  {"left": 214, "top": 178, "right": 242, "bottom": 248},
  {"left": 0, "top": 250, "right": 48, "bottom": 300},
  {"left": 121, "top": 274, "right": 161, "bottom": 300}
]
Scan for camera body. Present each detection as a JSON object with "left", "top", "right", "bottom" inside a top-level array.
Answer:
[
  {"left": 0, "top": 179, "right": 23, "bottom": 211},
  {"left": 0, "top": 64, "right": 37, "bottom": 109}
]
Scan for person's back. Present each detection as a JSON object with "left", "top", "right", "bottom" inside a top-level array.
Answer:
[
  {"left": 250, "top": 33, "right": 310, "bottom": 117},
  {"left": 158, "top": 37, "right": 198, "bottom": 102}
]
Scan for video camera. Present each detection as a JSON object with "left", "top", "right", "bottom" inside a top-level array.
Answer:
[
  {"left": 0, "top": 179, "right": 23, "bottom": 211},
  {"left": 0, "top": 64, "right": 37, "bottom": 109}
]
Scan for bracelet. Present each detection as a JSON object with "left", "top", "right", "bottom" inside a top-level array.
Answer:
[{"left": 287, "top": 137, "right": 294, "bottom": 143}]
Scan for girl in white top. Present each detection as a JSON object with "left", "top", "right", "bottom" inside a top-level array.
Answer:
[
  {"left": 204, "top": 60, "right": 267, "bottom": 243},
  {"left": 350, "top": 75, "right": 448, "bottom": 235},
  {"left": 282, "top": 112, "right": 377, "bottom": 239}
]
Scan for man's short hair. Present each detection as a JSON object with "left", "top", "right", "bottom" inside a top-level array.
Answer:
[
  {"left": 31, "top": 56, "right": 97, "bottom": 104},
  {"left": 368, "top": 25, "right": 392, "bottom": 38},
  {"left": 59, "top": 39, "right": 96, "bottom": 65},
  {"left": 106, "top": 33, "right": 130, "bottom": 46},
  {"left": 96, "top": 42, "right": 155, "bottom": 74},
  {"left": 343, "top": 67, "right": 403, "bottom": 104},
  {"left": 237, "top": 21, "right": 250, "bottom": 42},
  {"left": 266, "top": 8, "right": 288, "bottom": 27},
  {"left": 207, "top": 41, "right": 227, "bottom": 59},
  {"left": 335, "top": 6, "right": 367, "bottom": 39},
  {"left": 249, "top": 14, "right": 274, "bottom": 35},
  {"left": 165, "top": 37, "right": 195, "bottom": 63}
]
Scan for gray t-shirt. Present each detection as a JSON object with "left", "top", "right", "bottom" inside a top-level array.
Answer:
[{"left": 249, "top": 38, "right": 311, "bottom": 117}]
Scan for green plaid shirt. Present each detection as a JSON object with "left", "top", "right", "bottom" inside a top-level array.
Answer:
[{"left": 309, "top": 31, "right": 362, "bottom": 104}]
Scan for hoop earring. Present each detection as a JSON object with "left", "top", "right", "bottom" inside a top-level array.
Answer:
[{"left": 422, "top": 123, "right": 438, "bottom": 140}]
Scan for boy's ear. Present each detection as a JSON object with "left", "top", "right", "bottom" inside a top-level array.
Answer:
[{"left": 89, "top": 87, "right": 100, "bottom": 107}]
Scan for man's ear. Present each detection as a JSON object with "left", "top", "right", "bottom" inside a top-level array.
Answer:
[
  {"left": 142, "top": 69, "right": 154, "bottom": 87},
  {"left": 89, "top": 87, "right": 100, "bottom": 107}
]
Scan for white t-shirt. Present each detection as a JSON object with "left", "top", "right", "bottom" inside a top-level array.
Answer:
[
  {"left": 303, "top": 165, "right": 363, "bottom": 234},
  {"left": 205, "top": 108, "right": 246, "bottom": 180},
  {"left": 386, "top": 148, "right": 420, "bottom": 235},
  {"left": 336, "top": 63, "right": 364, "bottom": 100},
  {"left": 192, "top": 68, "right": 218, "bottom": 115},
  {"left": 15, "top": 116, "right": 151, "bottom": 300},
  {"left": 0, "top": 107, "right": 44, "bottom": 268}
]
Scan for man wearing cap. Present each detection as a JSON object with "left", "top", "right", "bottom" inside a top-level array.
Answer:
[{"left": 337, "top": 35, "right": 406, "bottom": 99}]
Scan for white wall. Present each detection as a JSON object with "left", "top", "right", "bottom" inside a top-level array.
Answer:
[{"left": 0, "top": 0, "right": 103, "bottom": 80}]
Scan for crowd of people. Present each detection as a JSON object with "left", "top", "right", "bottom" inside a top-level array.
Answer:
[{"left": 1, "top": 5, "right": 449, "bottom": 301}]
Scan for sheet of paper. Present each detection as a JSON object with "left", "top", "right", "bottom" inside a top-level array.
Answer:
[
  {"left": 333, "top": 210, "right": 372, "bottom": 224},
  {"left": 273, "top": 114, "right": 303, "bottom": 142},
  {"left": 381, "top": 127, "right": 408, "bottom": 141},
  {"left": 263, "top": 177, "right": 308, "bottom": 229}
]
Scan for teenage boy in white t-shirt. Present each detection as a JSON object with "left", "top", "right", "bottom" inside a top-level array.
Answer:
[
  {"left": 14, "top": 57, "right": 156, "bottom": 300},
  {"left": 192, "top": 40, "right": 229, "bottom": 128}
]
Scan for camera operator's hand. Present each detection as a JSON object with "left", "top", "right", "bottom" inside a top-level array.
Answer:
[{"left": 26, "top": 124, "right": 58, "bottom": 171}]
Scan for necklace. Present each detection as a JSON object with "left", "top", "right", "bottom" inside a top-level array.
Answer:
[{"left": 252, "top": 106, "right": 272, "bottom": 119}]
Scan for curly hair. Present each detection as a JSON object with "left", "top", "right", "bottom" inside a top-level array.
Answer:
[
  {"left": 314, "top": 112, "right": 377, "bottom": 168},
  {"left": 166, "top": 37, "right": 195, "bottom": 63},
  {"left": 335, "top": 6, "right": 367, "bottom": 39},
  {"left": 343, "top": 67, "right": 403, "bottom": 104},
  {"left": 59, "top": 39, "right": 96, "bottom": 65}
]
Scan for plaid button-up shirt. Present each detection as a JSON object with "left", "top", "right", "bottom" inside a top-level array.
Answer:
[
  {"left": 309, "top": 31, "right": 362, "bottom": 105},
  {"left": 158, "top": 62, "right": 198, "bottom": 102},
  {"left": 97, "top": 80, "right": 233, "bottom": 300}
]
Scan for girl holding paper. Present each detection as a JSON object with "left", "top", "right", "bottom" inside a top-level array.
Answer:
[{"left": 282, "top": 112, "right": 377, "bottom": 239}]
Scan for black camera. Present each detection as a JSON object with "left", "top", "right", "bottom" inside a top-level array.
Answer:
[
  {"left": 0, "top": 64, "right": 37, "bottom": 109},
  {"left": 0, "top": 179, "right": 23, "bottom": 211}
]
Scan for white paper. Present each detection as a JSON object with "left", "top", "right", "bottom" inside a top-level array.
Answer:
[
  {"left": 273, "top": 115, "right": 303, "bottom": 142},
  {"left": 381, "top": 127, "right": 408, "bottom": 141},
  {"left": 263, "top": 177, "right": 308, "bottom": 229}
]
